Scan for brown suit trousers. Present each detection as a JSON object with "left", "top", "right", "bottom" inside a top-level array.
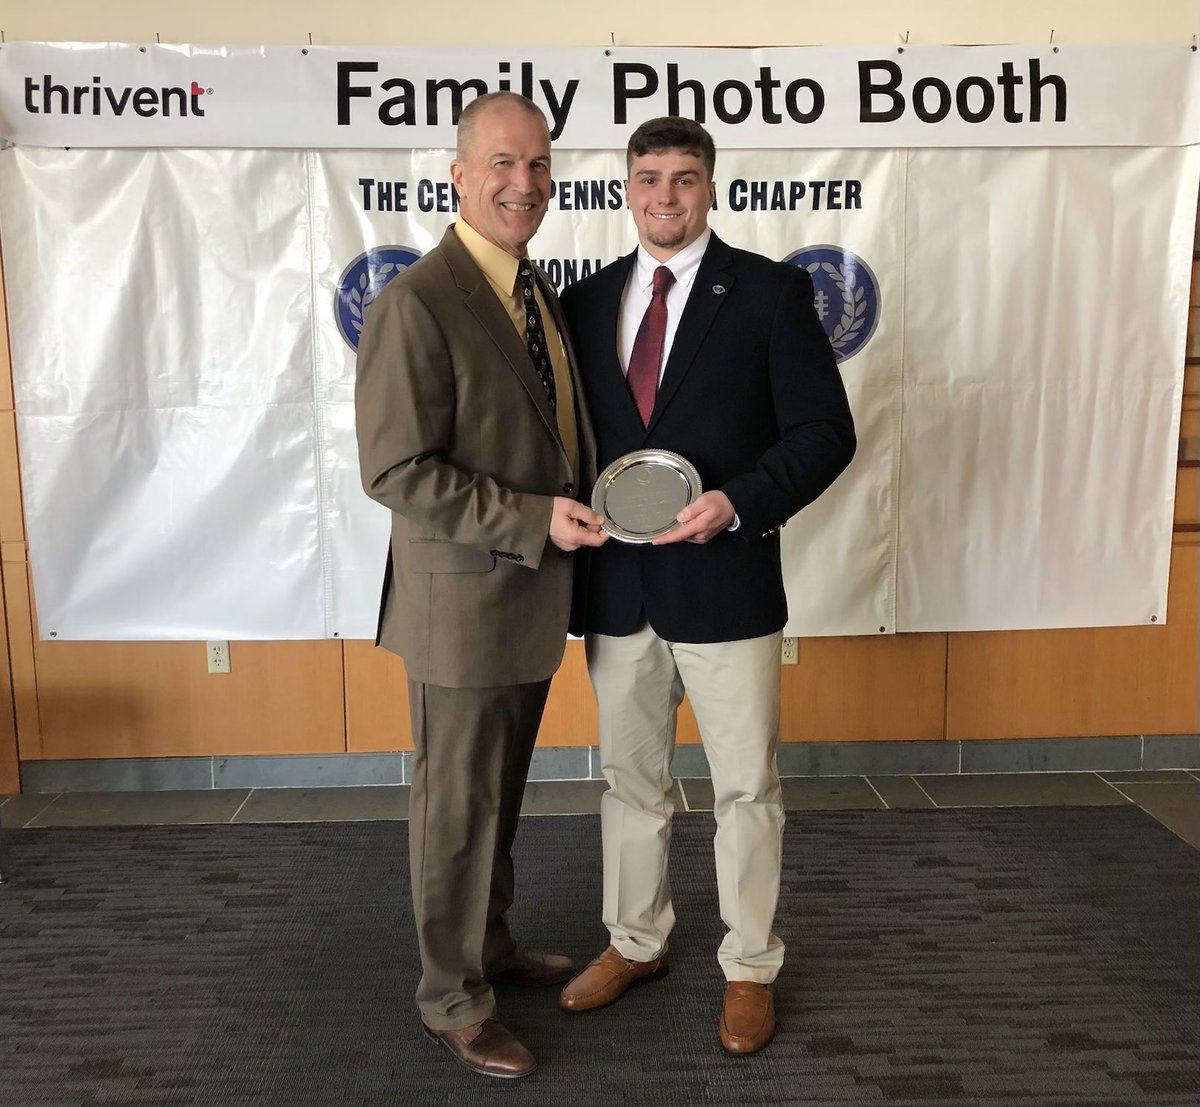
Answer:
[{"left": 355, "top": 226, "right": 593, "bottom": 1028}]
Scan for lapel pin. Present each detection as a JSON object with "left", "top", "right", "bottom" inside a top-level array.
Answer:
[{"left": 712, "top": 284, "right": 726, "bottom": 295}]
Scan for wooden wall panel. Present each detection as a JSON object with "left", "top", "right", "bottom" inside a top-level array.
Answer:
[
  {"left": 775, "top": 632, "right": 947, "bottom": 743},
  {"left": 30, "top": 635, "right": 346, "bottom": 759},
  {"left": 1182, "top": 405, "right": 1198, "bottom": 442},
  {"left": 669, "top": 634, "right": 949, "bottom": 745},
  {"left": 0, "top": 566, "right": 37, "bottom": 767},
  {"left": 344, "top": 639, "right": 411, "bottom": 752},
  {"left": 345, "top": 639, "right": 601, "bottom": 751},
  {"left": 539, "top": 641, "right": 599, "bottom": 746},
  {"left": 672, "top": 633, "right": 947, "bottom": 744},
  {"left": 0, "top": 558, "right": 18, "bottom": 793},
  {"left": 346, "top": 632, "right": 949, "bottom": 751},
  {"left": 0, "top": 412, "right": 25, "bottom": 541},
  {"left": 1175, "top": 467, "right": 1198, "bottom": 527},
  {"left": 945, "top": 536, "right": 1199, "bottom": 740},
  {"left": 0, "top": 250, "right": 27, "bottom": 785}
]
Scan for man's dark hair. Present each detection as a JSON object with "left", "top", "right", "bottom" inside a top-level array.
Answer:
[
  {"left": 456, "top": 92, "right": 548, "bottom": 160},
  {"left": 626, "top": 116, "right": 716, "bottom": 178}
]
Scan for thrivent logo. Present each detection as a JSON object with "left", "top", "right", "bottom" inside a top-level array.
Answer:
[{"left": 23, "top": 75, "right": 210, "bottom": 118}]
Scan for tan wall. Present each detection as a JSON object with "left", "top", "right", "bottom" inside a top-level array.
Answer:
[
  {"left": 0, "top": 5, "right": 1197, "bottom": 787},
  {"left": 3, "top": 0, "right": 1197, "bottom": 46}
]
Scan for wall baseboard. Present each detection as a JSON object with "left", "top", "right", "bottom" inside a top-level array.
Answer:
[{"left": 15, "top": 734, "right": 1199, "bottom": 793}]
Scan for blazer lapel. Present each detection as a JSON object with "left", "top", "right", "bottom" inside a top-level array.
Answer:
[
  {"left": 648, "top": 234, "right": 736, "bottom": 433},
  {"left": 542, "top": 271, "right": 597, "bottom": 481},
  {"left": 440, "top": 227, "right": 561, "bottom": 445},
  {"left": 595, "top": 252, "right": 644, "bottom": 430}
]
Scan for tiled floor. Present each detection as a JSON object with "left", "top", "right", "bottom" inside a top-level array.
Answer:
[{"left": 2, "top": 771, "right": 1197, "bottom": 847}]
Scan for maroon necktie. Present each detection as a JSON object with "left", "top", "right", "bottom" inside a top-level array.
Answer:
[{"left": 627, "top": 265, "right": 675, "bottom": 426}]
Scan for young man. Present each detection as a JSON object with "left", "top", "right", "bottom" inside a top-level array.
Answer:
[
  {"left": 355, "top": 92, "right": 606, "bottom": 1079},
  {"left": 558, "top": 117, "right": 856, "bottom": 1054}
]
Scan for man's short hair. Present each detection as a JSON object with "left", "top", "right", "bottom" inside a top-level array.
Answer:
[
  {"left": 456, "top": 92, "right": 549, "bottom": 160},
  {"left": 626, "top": 116, "right": 716, "bottom": 178}
]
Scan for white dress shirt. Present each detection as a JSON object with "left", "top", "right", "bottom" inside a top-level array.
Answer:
[
  {"left": 618, "top": 229, "right": 712, "bottom": 381},
  {"left": 616, "top": 229, "right": 738, "bottom": 530}
]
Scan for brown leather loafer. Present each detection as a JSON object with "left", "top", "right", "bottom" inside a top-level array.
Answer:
[
  {"left": 559, "top": 945, "right": 668, "bottom": 1012},
  {"left": 719, "top": 981, "right": 775, "bottom": 1054},
  {"left": 487, "top": 950, "right": 576, "bottom": 987},
  {"left": 422, "top": 1016, "right": 537, "bottom": 1078}
]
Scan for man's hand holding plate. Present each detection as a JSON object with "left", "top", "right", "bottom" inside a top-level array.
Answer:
[
  {"left": 550, "top": 496, "right": 608, "bottom": 552},
  {"left": 651, "top": 490, "right": 735, "bottom": 546}
]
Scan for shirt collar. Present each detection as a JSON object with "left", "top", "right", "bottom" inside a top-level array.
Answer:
[
  {"left": 635, "top": 228, "right": 712, "bottom": 291},
  {"left": 455, "top": 218, "right": 522, "bottom": 296}
]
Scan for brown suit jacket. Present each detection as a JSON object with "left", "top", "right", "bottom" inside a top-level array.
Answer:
[{"left": 355, "top": 225, "right": 595, "bottom": 688}]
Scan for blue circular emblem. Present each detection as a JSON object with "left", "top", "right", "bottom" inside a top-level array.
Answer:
[
  {"left": 335, "top": 245, "right": 423, "bottom": 351},
  {"left": 784, "top": 245, "right": 880, "bottom": 363}
]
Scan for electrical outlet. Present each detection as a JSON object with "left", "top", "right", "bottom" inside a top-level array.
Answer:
[
  {"left": 780, "top": 637, "right": 798, "bottom": 665},
  {"left": 206, "top": 641, "right": 231, "bottom": 674}
]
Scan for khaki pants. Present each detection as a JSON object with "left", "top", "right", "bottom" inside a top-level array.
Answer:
[{"left": 587, "top": 624, "right": 785, "bottom": 982}]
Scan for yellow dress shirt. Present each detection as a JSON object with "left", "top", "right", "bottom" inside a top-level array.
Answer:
[{"left": 454, "top": 220, "right": 577, "bottom": 476}]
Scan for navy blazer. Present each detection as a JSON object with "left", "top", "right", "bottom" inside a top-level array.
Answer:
[{"left": 562, "top": 233, "right": 856, "bottom": 643}]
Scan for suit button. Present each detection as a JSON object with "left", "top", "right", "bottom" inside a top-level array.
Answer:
[{"left": 562, "top": 482, "right": 574, "bottom": 494}]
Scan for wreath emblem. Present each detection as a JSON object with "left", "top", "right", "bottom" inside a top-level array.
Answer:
[
  {"left": 784, "top": 245, "right": 880, "bottom": 363},
  {"left": 334, "top": 246, "right": 422, "bottom": 351},
  {"left": 345, "top": 263, "right": 396, "bottom": 338},
  {"left": 805, "top": 260, "right": 868, "bottom": 353}
]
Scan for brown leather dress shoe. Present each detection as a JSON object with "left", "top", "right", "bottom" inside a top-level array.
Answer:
[
  {"left": 487, "top": 950, "right": 576, "bottom": 987},
  {"left": 559, "top": 945, "right": 669, "bottom": 1012},
  {"left": 719, "top": 981, "right": 775, "bottom": 1054},
  {"left": 422, "top": 1016, "right": 537, "bottom": 1078}
]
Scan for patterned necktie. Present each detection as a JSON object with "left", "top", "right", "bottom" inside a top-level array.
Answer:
[
  {"left": 626, "top": 265, "right": 676, "bottom": 427},
  {"left": 516, "top": 259, "right": 556, "bottom": 412}
]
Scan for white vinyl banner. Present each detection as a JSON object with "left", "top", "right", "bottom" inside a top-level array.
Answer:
[
  {"left": 899, "top": 145, "right": 1199, "bottom": 631},
  {"left": 310, "top": 147, "right": 903, "bottom": 639},
  {"left": 0, "top": 43, "right": 1197, "bottom": 640},
  {"left": 2, "top": 42, "right": 1199, "bottom": 149},
  {"left": 2, "top": 149, "right": 328, "bottom": 640}
]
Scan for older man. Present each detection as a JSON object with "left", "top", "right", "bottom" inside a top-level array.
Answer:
[{"left": 355, "top": 92, "right": 606, "bottom": 1079}]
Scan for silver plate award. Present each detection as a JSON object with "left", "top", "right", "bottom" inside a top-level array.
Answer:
[{"left": 591, "top": 449, "right": 703, "bottom": 543}]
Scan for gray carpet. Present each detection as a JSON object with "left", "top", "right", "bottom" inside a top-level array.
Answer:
[{"left": 0, "top": 808, "right": 1196, "bottom": 1106}]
